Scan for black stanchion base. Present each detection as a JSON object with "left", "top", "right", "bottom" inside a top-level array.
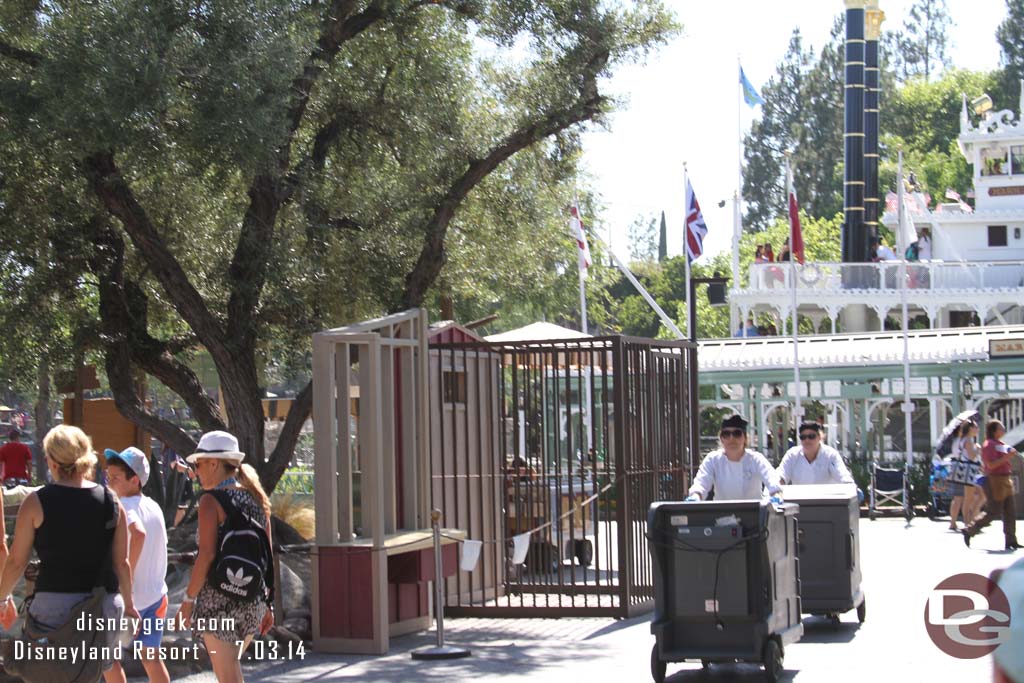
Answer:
[{"left": 411, "top": 645, "right": 472, "bottom": 660}]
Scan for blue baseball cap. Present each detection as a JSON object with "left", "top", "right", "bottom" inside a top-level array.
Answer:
[{"left": 104, "top": 446, "right": 150, "bottom": 487}]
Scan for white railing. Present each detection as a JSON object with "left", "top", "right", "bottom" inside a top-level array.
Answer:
[
  {"left": 744, "top": 261, "right": 1024, "bottom": 293},
  {"left": 992, "top": 398, "right": 1024, "bottom": 449}
]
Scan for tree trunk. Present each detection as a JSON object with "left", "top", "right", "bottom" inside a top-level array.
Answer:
[
  {"left": 33, "top": 357, "right": 51, "bottom": 482},
  {"left": 217, "top": 356, "right": 267, "bottom": 470}
]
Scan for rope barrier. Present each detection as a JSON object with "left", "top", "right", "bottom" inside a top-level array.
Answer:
[{"left": 441, "top": 476, "right": 620, "bottom": 547}]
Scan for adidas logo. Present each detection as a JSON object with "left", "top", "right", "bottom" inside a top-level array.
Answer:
[
  {"left": 220, "top": 567, "right": 254, "bottom": 596},
  {"left": 227, "top": 567, "right": 253, "bottom": 587}
]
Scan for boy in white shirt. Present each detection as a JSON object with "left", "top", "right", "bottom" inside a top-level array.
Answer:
[
  {"left": 687, "top": 415, "right": 782, "bottom": 501},
  {"left": 105, "top": 447, "right": 170, "bottom": 683}
]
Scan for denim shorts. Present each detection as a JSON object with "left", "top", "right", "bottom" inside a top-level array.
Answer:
[{"left": 28, "top": 591, "right": 126, "bottom": 671}]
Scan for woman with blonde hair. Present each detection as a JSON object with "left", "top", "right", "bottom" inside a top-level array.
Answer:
[
  {"left": 174, "top": 431, "right": 274, "bottom": 683},
  {"left": 0, "top": 424, "right": 138, "bottom": 682}
]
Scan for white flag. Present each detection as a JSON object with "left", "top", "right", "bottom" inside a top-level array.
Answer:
[
  {"left": 459, "top": 540, "right": 482, "bottom": 572},
  {"left": 511, "top": 532, "right": 531, "bottom": 565},
  {"left": 898, "top": 193, "right": 918, "bottom": 256},
  {"left": 570, "top": 202, "right": 592, "bottom": 274}
]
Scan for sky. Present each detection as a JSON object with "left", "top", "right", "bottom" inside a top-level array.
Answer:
[{"left": 582, "top": 0, "right": 1010, "bottom": 264}]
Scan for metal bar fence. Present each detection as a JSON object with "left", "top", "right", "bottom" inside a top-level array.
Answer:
[{"left": 429, "top": 335, "right": 694, "bottom": 617}]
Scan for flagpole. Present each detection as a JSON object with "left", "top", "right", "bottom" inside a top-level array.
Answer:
[
  {"left": 684, "top": 164, "right": 693, "bottom": 341},
  {"left": 573, "top": 200, "right": 593, "bottom": 455},
  {"left": 577, "top": 197, "right": 593, "bottom": 335},
  {"left": 897, "top": 151, "right": 915, "bottom": 469},
  {"left": 578, "top": 258, "right": 588, "bottom": 335},
  {"left": 786, "top": 155, "right": 803, "bottom": 425},
  {"left": 574, "top": 198, "right": 589, "bottom": 335},
  {"left": 732, "top": 56, "right": 743, "bottom": 335}
]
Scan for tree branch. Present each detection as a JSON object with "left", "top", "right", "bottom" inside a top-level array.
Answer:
[
  {"left": 398, "top": 49, "right": 610, "bottom": 309},
  {"left": 286, "top": 1, "right": 390, "bottom": 136},
  {"left": 88, "top": 222, "right": 208, "bottom": 456},
  {"left": 83, "top": 151, "right": 229, "bottom": 360},
  {"left": 226, "top": 173, "right": 280, "bottom": 347},
  {"left": 122, "top": 281, "right": 227, "bottom": 432},
  {"left": 224, "top": 2, "right": 400, "bottom": 343},
  {"left": 0, "top": 41, "right": 42, "bottom": 67}
]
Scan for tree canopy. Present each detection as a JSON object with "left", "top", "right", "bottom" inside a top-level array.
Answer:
[{"left": 0, "top": 0, "right": 676, "bottom": 490}]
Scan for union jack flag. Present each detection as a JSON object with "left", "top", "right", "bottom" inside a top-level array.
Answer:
[{"left": 684, "top": 178, "right": 707, "bottom": 263}]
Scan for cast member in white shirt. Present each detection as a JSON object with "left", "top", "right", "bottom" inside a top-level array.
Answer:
[
  {"left": 777, "top": 422, "right": 855, "bottom": 486},
  {"left": 686, "top": 414, "right": 782, "bottom": 501}
]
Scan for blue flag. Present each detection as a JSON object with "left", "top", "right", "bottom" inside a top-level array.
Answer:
[{"left": 740, "top": 67, "right": 766, "bottom": 108}]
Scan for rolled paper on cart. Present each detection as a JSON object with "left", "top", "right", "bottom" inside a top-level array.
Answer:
[
  {"left": 511, "top": 532, "right": 531, "bottom": 565},
  {"left": 460, "top": 540, "right": 482, "bottom": 572}
]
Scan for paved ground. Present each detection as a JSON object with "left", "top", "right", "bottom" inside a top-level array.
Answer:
[{"left": 174, "top": 516, "right": 1020, "bottom": 682}]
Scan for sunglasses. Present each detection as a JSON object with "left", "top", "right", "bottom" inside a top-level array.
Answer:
[
  {"left": 799, "top": 432, "right": 819, "bottom": 440},
  {"left": 720, "top": 429, "right": 744, "bottom": 438}
]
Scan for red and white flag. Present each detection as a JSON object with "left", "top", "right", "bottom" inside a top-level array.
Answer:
[
  {"left": 786, "top": 164, "right": 806, "bottom": 264},
  {"left": 945, "top": 187, "right": 973, "bottom": 213},
  {"left": 569, "top": 201, "right": 591, "bottom": 274},
  {"left": 684, "top": 178, "right": 708, "bottom": 262},
  {"left": 885, "top": 192, "right": 898, "bottom": 214}
]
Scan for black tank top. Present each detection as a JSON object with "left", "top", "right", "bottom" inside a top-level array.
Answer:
[{"left": 34, "top": 484, "right": 118, "bottom": 593}]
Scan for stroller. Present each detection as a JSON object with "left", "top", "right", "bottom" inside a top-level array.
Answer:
[
  {"left": 926, "top": 459, "right": 954, "bottom": 520},
  {"left": 868, "top": 461, "right": 912, "bottom": 521}
]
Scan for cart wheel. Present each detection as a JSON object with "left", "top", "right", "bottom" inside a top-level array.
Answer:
[
  {"left": 650, "top": 644, "right": 666, "bottom": 683},
  {"left": 575, "top": 539, "right": 594, "bottom": 567},
  {"left": 829, "top": 613, "right": 841, "bottom": 628},
  {"left": 701, "top": 658, "right": 711, "bottom": 670},
  {"left": 857, "top": 597, "right": 866, "bottom": 624},
  {"left": 762, "top": 638, "right": 783, "bottom": 683},
  {"left": 868, "top": 509, "right": 876, "bottom": 521}
]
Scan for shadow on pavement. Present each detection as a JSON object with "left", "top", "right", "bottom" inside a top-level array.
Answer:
[
  {"left": 664, "top": 661, "right": 798, "bottom": 681},
  {"left": 582, "top": 613, "right": 651, "bottom": 640},
  {"left": 233, "top": 630, "right": 619, "bottom": 682},
  {"left": 798, "top": 617, "right": 861, "bottom": 644}
]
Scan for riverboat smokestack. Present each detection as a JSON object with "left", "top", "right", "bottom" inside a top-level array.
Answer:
[
  {"left": 863, "top": 1, "right": 885, "bottom": 245},
  {"left": 843, "top": 0, "right": 867, "bottom": 264}
]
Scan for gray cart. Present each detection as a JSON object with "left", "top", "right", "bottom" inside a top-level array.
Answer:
[
  {"left": 782, "top": 484, "right": 866, "bottom": 625},
  {"left": 648, "top": 500, "right": 803, "bottom": 683}
]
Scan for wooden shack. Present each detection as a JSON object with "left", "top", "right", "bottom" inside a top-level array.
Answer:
[{"left": 428, "top": 321, "right": 504, "bottom": 605}]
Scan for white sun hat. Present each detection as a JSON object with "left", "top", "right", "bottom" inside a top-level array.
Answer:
[{"left": 186, "top": 430, "right": 246, "bottom": 464}]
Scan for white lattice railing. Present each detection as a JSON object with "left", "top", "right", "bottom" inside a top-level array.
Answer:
[
  {"left": 992, "top": 399, "right": 1024, "bottom": 449},
  {"left": 743, "top": 260, "right": 1024, "bottom": 292}
]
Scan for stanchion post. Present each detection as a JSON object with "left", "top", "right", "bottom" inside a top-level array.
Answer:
[
  {"left": 432, "top": 511, "right": 445, "bottom": 648},
  {"left": 411, "top": 509, "right": 471, "bottom": 660}
]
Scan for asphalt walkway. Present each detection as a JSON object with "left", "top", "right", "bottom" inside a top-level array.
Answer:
[{"left": 174, "top": 517, "right": 1019, "bottom": 682}]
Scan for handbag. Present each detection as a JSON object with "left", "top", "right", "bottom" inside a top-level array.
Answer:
[
  {"left": 2, "top": 488, "right": 117, "bottom": 683},
  {"left": 948, "top": 457, "right": 982, "bottom": 486}
]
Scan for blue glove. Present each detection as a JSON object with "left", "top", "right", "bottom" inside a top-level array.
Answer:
[
  {"left": 856, "top": 488, "right": 865, "bottom": 504},
  {"left": 769, "top": 495, "right": 784, "bottom": 505},
  {"left": 685, "top": 494, "right": 700, "bottom": 502}
]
